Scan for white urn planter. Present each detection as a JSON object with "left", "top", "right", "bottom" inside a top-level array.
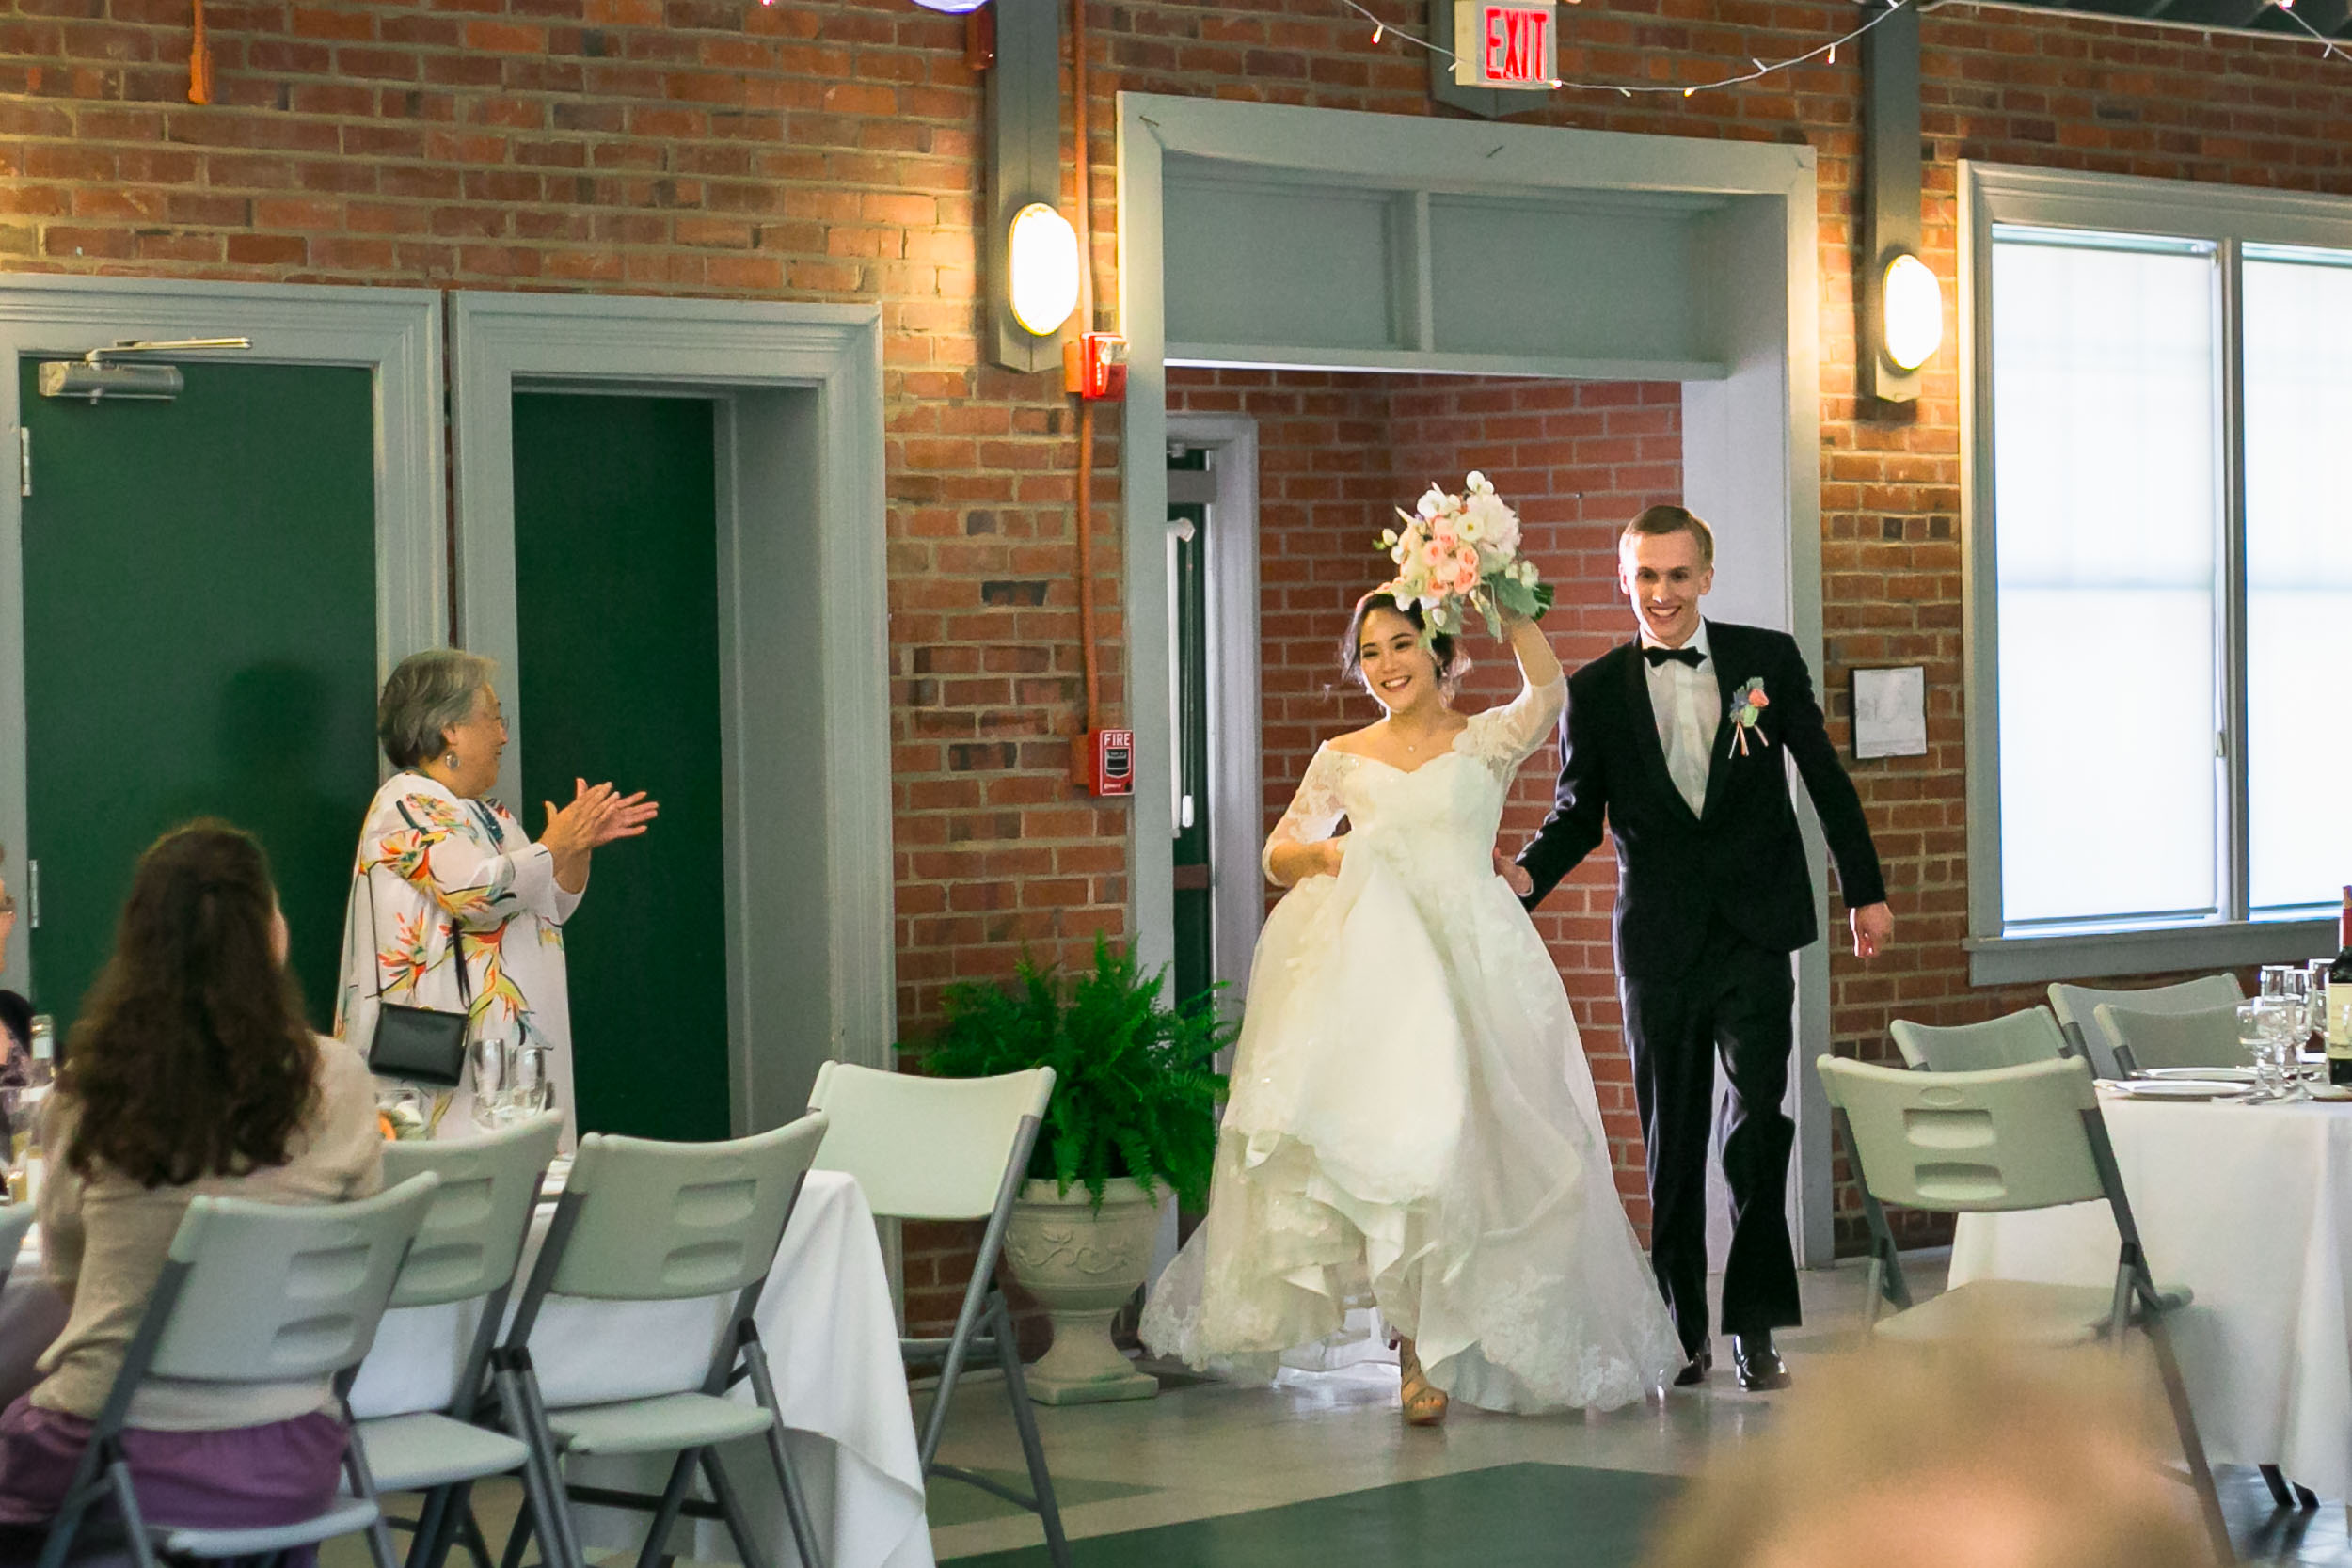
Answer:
[{"left": 1000, "top": 1176, "right": 1161, "bottom": 1405}]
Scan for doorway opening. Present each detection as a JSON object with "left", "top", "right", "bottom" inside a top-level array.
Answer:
[{"left": 449, "top": 293, "right": 891, "bottom": 1145}]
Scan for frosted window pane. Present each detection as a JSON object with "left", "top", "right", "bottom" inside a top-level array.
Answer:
[
  {"left": 2244, "top": 255, "right": 2352, "bottom": 912},
  {"left": 1993, "top": 239, "right": 2219, "bottom": 926}
]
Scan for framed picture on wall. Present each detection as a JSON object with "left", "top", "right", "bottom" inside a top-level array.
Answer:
[{"left": 1851, "top": 665, "right": 1928, "bottom": 760}]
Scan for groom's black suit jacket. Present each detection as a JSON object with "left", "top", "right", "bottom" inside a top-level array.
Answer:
[{"left": 1517, "top": 621, "right": 1886, "bottom": 981}]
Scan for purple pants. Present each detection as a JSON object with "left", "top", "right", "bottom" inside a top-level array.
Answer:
[{"left": 0, "top": 1392, "right": 349, "bottom": 1563}]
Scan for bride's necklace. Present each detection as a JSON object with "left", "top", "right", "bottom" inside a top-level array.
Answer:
[{"left": 1389, "top": 715, "right": 1449, "bottom": 754}]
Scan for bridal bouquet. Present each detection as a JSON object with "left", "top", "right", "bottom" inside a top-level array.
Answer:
[{"left": 1374, "top": 471, "right": 1554, "bottom": 639}]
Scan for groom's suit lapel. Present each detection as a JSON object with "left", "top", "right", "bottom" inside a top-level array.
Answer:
[{"left": 1620, "top": 640, "right": 1702, "bottom": 827}]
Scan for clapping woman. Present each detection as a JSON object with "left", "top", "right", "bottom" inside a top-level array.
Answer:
[{"left": 334, "top": 650, "right": 656, "bottom": 1141}]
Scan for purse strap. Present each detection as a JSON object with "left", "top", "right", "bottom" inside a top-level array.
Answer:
[{"left": 365, "top": 794, "right": 479, "bottom": 1010}]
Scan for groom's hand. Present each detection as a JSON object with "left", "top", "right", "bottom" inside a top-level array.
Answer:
[
  {"left": 1494, "top": 848, "right": 1534, "bottom": 897},
  {"left": 1851, "top": 902, "right": 1894, "bottom": 960}
]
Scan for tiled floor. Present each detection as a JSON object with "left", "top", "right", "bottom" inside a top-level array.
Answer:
[{"left": 927, "top": 1252, "right": 2352, "bottom": 1567}]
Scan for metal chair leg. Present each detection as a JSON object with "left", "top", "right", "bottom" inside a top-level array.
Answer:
[
  {"left": 989, "top": 1295, "right": 1072, "bottom": 1568},
  {"left": 342, "top": 1406, "right": 405, "bottom": 1568},
  {"left": 2143, "top": 1312, "right": 2233, "bottom": 1564},
  {"left": 105, "top": 1459, "right": 162, "bottom": 1568},
  {"left": 495, "top": 1495, "right": 534, "bottom": 1568},
  {"left": 741, "top": 1338, "right": 826, "bottom": 1568},
  {"left": 630, "top": 1450, "right": 701, "bottom": 1568},
  {"left": 32, "top": 1438, "right": 110, "bottom": 1568},
  {"left": 699, "top": 1449, "right": 773, "bottom": 1568}
]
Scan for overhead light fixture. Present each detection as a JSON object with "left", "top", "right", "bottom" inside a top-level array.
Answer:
[
  {"left": 1881, "top": 252, "right": 1943, "bottom": 372},
  {"left": 1007, "top": 202, "right": 1080, "bottom": 338},
  {"left": 902, "top": 0, "right": 992, "bottom": 9}
]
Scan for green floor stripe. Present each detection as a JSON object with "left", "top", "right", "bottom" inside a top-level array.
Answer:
[
  {"left": 940, "top": 1462, "right": 1681, "bottom": 1568},
  {"left": 928, "top": 1468, "right": 1162, "bottom": 1528}
]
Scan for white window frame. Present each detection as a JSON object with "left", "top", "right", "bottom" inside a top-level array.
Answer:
[{"left": 1962, "top": 162, "right": 2352, "bottom": 984}]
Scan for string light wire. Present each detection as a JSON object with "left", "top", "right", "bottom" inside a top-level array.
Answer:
[
  {"left": 1336, "top": 0, "right": 2348, "bottom": 91},
  {"left": 1333, "top": 0, "right": 1933, "bottom": 95}
]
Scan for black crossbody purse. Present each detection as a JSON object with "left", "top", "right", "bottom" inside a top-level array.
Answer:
[{"left": 361, "top": 802, "right": 476, "bottom": 1088}]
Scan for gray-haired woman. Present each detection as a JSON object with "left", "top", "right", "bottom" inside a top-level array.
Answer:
[{"left": 331, "top": 649, "right": 656, "bottom": 1141}]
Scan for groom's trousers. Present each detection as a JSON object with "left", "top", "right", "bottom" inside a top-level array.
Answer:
[{"left": 1617, "top": 918, "right": 1802, "bottom": 1357}]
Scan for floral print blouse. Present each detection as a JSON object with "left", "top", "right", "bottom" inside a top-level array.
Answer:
[{"left": 333, "top": 772, "right": 584, "bottom": 1142}]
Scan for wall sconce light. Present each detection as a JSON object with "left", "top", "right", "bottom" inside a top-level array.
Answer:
[
  {"left": 1007, "top": 202, "right": 1080, "bottom": 338},
  {"left": 1881, "top": 252, "right": 1942, "bottom": 373}
]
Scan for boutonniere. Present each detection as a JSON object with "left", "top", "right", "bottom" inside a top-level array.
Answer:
[{"left": 1728, "top": 677, "right": 1771, "bottom": 757}]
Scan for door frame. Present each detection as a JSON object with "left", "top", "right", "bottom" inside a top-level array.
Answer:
[
  {"left": 1119, "top": 95, "right": 1839, "bottom": 1267},
  {"left": 1165, "top": 414, "right": 1263, "bottom": 1007},
  {"left": 0, "top": 275, "right": 446, "bottom": 1002},
  {"left": 446, "top": 293, "right": 893, "bottom": 1138}
]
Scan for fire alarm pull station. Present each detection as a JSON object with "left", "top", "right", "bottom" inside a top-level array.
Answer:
[
  {"left": 1073, "top": 728, "right": 1135, "bottom": 797},
  {"left": 1063, "top": 333, "right": 1129, "bottom": 402}
]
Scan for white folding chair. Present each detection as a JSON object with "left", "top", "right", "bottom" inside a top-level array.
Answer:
[
  {"left": 1890, "top": 1005, "right": 2071, "bottom": 1073},
  {"left": 2051, "top": 974, "right": 2244, "bottom": 1079},
  {"left": 360, "top": 1111, "right": 564, "bottom": 1568},
  {"left": 805, "top": 1062, "right": 1070, "bottom": 1568},
  {"left": 491, "top": 1114, "right": 831, "bottom": 1568},
  {"left": 2092, "top": 1003, "right": 2245, "bottom": 1075},
  {"left": 36, "top": 1173, "right": 442, "bottom": 1568},
  {"left": 1819, "top": 1055, "right": 2232, "bottom": 1564},
  {"left": 0, "top": 1202, "right": 36, "bottom": 1291}
]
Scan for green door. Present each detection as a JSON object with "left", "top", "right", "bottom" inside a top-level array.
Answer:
[
  {"left": 511, "top": 392, "right": 730, "bottom": 1141},
  {"left": 19, "top": 360, "right": 381, "bottom": 1036}
]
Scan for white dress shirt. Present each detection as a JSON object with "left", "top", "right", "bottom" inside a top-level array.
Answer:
[{"left": 1641, "top": 619, "right": 1720, "bottom": 815}]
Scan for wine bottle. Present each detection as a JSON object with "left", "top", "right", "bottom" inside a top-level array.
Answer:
[{"left": 2328, "top": 888, "right": 2352, "bottom": 1087}]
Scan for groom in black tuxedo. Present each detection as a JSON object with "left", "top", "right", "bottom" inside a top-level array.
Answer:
[{"left": 1512, "top": 505, "right": 1891, "bottom": 1391}]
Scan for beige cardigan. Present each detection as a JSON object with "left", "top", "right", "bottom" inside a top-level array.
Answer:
[{"left": 32, "top": 1037, "right": 384, "bottom": 1429}]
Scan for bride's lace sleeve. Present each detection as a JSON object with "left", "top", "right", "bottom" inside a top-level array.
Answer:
[
  {"left": 1262, "top": 746, "right": 1350, "bottom": 884},
  {"left": 1462, "top": 676, "right": 1567, "bottom": 772}
]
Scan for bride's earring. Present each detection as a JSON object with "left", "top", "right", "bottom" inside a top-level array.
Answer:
[{"left": 443, "top": 751, "right": 459, "bottom": 768}]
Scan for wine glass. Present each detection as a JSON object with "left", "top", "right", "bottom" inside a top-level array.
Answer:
[
  {"left": 468, "top": 1036, "right": 510, "bottom": 1130},
  {"left": 2239, "top": 1002, "right": 2293, "bottom": 1101}
]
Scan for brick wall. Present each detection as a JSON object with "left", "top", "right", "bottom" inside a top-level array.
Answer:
[{"left": 10, "top": 0, "right": 2352, "bottom": 1300}]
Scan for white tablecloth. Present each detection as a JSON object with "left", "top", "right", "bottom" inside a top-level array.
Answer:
[
  {"left": 1950, "top": 1092, "right": 2352, "bottom": 1500},
  {"left": 4, "top": 1170, "right": 932, "bottom": 1568}
]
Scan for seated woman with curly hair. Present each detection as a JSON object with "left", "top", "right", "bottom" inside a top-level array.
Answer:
[{"left": 0, "top": 821, "right": 383, "bottom": 1541}]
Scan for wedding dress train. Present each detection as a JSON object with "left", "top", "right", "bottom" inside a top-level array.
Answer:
[{"left": 1140, "top": 678, "right": 1681, "bottom": 1413}]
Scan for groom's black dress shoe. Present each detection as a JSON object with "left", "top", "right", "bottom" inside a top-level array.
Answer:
[
  {"left": 1672, "top": 1348, "right": 1712, "bottom": 1387},
  {"left": 1732, "top": 1333, "right": 1790, "bottom": 1391}
]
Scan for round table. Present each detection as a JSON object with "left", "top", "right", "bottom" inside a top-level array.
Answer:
[{"left": 1950, "top": 1088, "right": 2352, "bottom": 1500}]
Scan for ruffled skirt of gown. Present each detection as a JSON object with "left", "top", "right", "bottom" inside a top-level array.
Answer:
[{"left": 1139, "top": 844, "right": 1682, "bottom": 1413}]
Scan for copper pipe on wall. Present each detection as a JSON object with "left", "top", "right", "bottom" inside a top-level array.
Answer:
[{"left": 1070, "top": 0, "right": 1102, "bottom": 754}]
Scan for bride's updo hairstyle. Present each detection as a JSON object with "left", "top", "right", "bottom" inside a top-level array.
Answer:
[{"left": 1339, "top": 591, "right": 1466, "bottom": 699}]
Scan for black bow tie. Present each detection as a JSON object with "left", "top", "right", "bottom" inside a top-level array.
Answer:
[{"left": 1644, "top": 644, "right": 1706, "bottom": 669}]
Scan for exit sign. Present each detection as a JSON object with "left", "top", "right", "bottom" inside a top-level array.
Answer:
[{"left": 1452, "top": 0, "right": 1560, "bottom": 90}]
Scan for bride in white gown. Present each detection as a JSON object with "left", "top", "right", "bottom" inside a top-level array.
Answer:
[{"left": 1141, "top": 593, "right": 1681, "bottom": 1421}]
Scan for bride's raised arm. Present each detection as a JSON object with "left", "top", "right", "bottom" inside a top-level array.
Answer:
[{"left": 1466, "top": 611, "right": 1567, "bottom": 769}]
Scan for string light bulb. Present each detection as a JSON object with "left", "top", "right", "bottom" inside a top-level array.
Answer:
[{"left": 1373, "top": 21, "right": 1384, "bottom": 40}]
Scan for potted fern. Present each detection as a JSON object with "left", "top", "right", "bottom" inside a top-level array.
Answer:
[{"left": 909, "top": 935, "right": 1231, "bottom": 1404}]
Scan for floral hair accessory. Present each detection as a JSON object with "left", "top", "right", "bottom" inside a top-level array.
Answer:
[
  {"left": 1371, "top": 471, "right": 1554, "bottom": 640},
  {"left": 1729, "top": 677, "right": 1771, "bottom": 757}
]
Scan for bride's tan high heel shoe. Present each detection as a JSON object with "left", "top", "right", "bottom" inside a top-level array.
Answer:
[{"left": 1396, "top": 1336, "right": 1449, "bottom": 1427}]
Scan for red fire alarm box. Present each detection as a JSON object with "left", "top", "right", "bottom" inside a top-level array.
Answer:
[
  {"left": 1073, "top": 728, "right": 1134, "bottom": 796},
  {"left": 1062, "top": 333, "right": 1129, "bottom": 402}
]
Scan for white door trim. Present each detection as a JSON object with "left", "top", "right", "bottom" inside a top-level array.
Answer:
[
  {"left": 0, "top": 274, "right": 445, "bottom": 1001},
  {"left": 446, "top": 292, "right": 895, "bottom": 1135},
  {"left": 1166, "top": 413, "right": 1263, "bottom": 1006}
]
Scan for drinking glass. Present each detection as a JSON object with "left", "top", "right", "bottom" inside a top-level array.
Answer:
[
  {"left": 502, "top": 1044, "right": 552, "bottom": 1123},
  {"left": 468, "top": 1035, "right": 510, "bottom": 1129},
  {"left": 2240, "top": 1001, "right": 2294, "bottom": 1101}
]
